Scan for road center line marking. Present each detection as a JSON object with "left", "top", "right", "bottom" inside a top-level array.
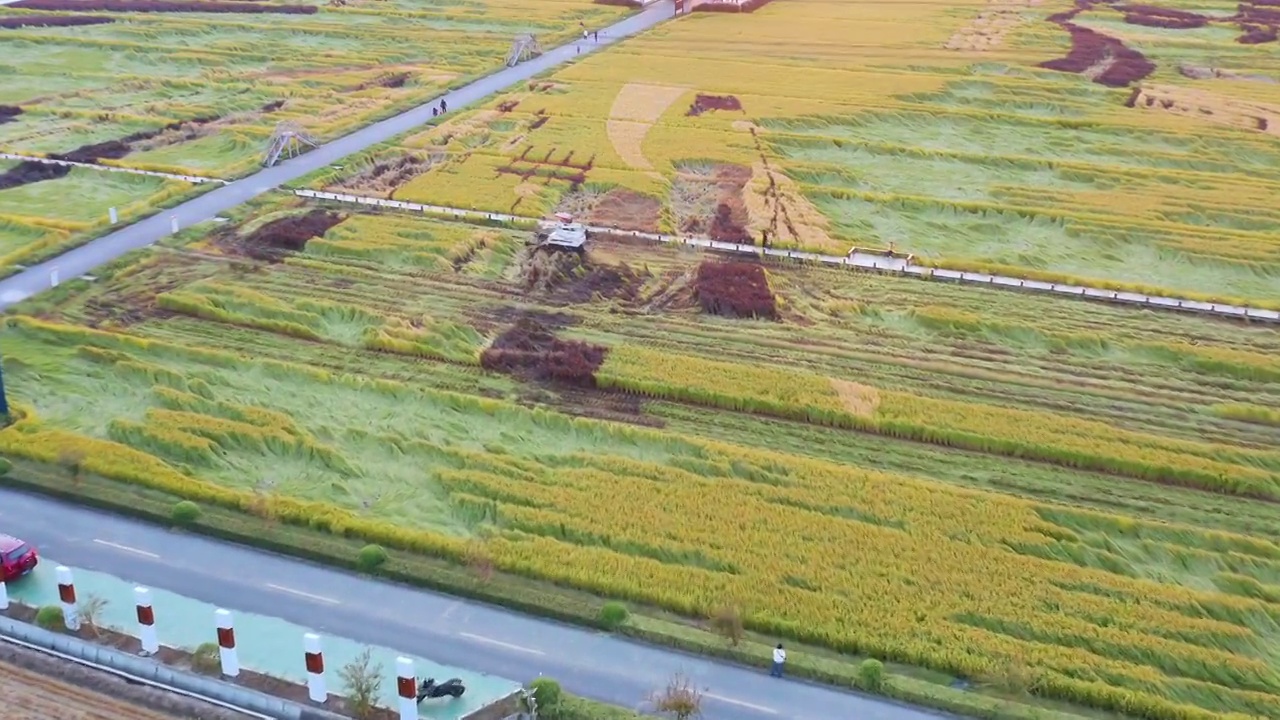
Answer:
[
  {"left": 92, "top": 539, "right": 159, "bottom": 559},
  {"left": 457, "top": 632, "right": 545, "bottom": 656},
  {"left": 266, "top": 584, "right": 341, "bottom": 605},
  {"left": 704, "top": 692, "right": 778, "bottom": 714}
]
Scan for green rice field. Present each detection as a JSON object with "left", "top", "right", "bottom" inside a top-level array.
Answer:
[{"left": 2, "top": 194, "right": 1278, "bottom": 720}]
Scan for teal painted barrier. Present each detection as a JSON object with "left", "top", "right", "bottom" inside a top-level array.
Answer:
[{"left": 6, "top": 559, "right": 521, "bottom": 720}]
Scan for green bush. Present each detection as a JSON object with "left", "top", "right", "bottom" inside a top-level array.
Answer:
[
  {"left": 529, "top": 677, "right": 563, "bottom": 710},
  {"left": 356, "top": 543, "right": 389, "bottom": 571},
  {"left": 0, "top": 456, "right": 12, "bottom": 476},
  {"left": 34, "top": 605, "right": 65, "bottom": 631},
  {"left": 858, "top": 659, "right": 885, "bottom": 691},
  {"left": 171, "top": 500, "right": 201, "bottom": 525},
  {"left": 599, "top": 601, "right": 629, "bottom": 630},
  {"left": 191, "top": 642, "right": 221, "bottom": 674}
]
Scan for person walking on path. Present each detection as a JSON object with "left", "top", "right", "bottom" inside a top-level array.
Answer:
[
  {"left": 440, "top": 98, "right": 448, "bottom": 114},
  {"left": 770, "top": 643, "right": 786, "bottom": 678},
  {"left": 593, "top": 29, "right": 599, "bottom": 42}
]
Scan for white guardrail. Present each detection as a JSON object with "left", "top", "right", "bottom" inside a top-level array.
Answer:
[
  {"left": 0, "top": 152, "right": 228, "bottom": 185},
  {"left": 0, "top": 615, "right": 347, "bottom": 720},
  {"left": 292, "top": 189, "right": 1280, "bottom": 324}
]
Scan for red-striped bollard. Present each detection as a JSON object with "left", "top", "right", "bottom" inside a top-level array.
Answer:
[
  {"left": 56, "top": 566, "right": 79, "bottom": 631},
  {"left": 135, "top": 587, "right": 158, "bottom": 655},
  {"left": 214, "top": 609, "right": 239, "bottom": 677},
  {"left": 396, "top": 657, "right": 417, "bottom": 720},
  {"left": 0, "top": 579, "right": 8, "bottom": 610},
  {"left": 304, "top": 633, "right": 326, "bottom": 702}
]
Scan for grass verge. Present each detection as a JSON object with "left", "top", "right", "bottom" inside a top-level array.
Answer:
[{"left": 0, "top": 460, "right": 1106, "bottom": 720}]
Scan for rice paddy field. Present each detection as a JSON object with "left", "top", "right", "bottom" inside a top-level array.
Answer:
[
  {"left": 0, "top": 0, "right": 628, "bottom": 270},
  {"left": 309, "top": 0, "right": 1280, "bottom": 305},
  {"left": 2, "top": 192, "right": 1279, "bottom": 720}
]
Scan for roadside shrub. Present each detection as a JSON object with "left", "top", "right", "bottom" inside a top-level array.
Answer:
[
  {"left": 356, "top": 543, "right": 388, "bottom": 571},
  {"left": 34, "top": 605, "right": 65, "bottom": 631},
  {"left": 599, "top": 601, "right": 629, "bottom": 630},
  {"left": 0, "top": 456, "right": 11, "bottom": 475},
  {"left": 858, "top": 659, "right": 885, "bottom": 691},
  {"left": 191, "top": 642, "right": 221, "bottom": 674},
  {"left": 171, "top": 500, "right": 201, "bottom": 525},
  {"left": 529, "top": 677, "right": 563, "bottom": 710}
]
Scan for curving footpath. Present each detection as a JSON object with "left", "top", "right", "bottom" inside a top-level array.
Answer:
[
  {"left": 0, "top": 487, "right": 950, "bottom": 720},
  {"left": 0, "top": 0, "right": 677, "bottom": 310},
  {"left": 294, "top": 189, "right": 1280, "bottom": 323}
]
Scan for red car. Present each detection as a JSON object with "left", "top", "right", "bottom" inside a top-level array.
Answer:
[{"left": 0, "top": 534, "right": 38, "bottom": 582}]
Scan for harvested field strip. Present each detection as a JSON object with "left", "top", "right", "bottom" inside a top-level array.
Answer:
[
  {"left": 596, "top": 344, "right": 1280, "bottom": 500},
  {"left": 650, "top": 402, "right": 1280, "bottom": 540},
  {"left": 589, "top": 309, "right": 1280, "bottom": 421}
]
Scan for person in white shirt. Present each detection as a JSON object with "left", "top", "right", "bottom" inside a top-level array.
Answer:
[{"left": 770, "top": 643, "right": 786, "bottom": 677}]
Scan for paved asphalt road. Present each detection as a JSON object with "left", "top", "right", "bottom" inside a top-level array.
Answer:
[
  {"left": 0, "top": 1, "right": 676, "bottom": 311},
  {"left": 0, "top": 488, "right": 949, "bottom": 720}
]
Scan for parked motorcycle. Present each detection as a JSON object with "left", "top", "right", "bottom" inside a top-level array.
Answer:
[{"left": 417, "top": 677, "right": 466, "bottom": 702}]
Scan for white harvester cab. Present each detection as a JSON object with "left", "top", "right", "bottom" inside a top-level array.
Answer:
[{"left": 532, "top": 212, "right": 589, "bottom": 253}]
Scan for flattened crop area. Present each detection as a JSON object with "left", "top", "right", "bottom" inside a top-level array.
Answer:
[
  {"left": 0, "top": 657, "right": 182, "bottom": 720},
  {"left": 3, "top": 195, "right": 1279, "bottom": 720},
  {"left": 321, "top": 0, "right": 1280, "bottom": 306}
]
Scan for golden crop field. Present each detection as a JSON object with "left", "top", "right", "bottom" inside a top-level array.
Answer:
[
  {"left": 1, "top": 189, "right": 1278, "bottom": 720},
  {"left": 313, "top": 0, "right": 1280, "bottom": 305},
  {"left": 0, "top": 0, "right": 626, "bottom": 272}
]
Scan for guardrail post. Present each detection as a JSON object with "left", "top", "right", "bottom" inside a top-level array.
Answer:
[
  {"left": 215, "top": 608, "right": 239, "bottom": 677},
  {"left": 170, "top": 215, "right": 180, "bottom": 234},
  {"left": 396, "top": 657, "right": 417, "bottom": 720},
  {"left": 304, "top": 633, "right": 326, "bottom": 703},
  {"left": 56, "top": 566, "right": 79, "bottom": 631},
  {"left": 50, "top": 267, "right": 59, "bottom": 288},
  {"left": 135, "top": 586, "right": 158, "bottom": 655},
  {"left": 109, "top": 207, "right": 118, "bottom": 224},
  {"left": 0, "top": 580, "right": 7, "bottom": 610}
]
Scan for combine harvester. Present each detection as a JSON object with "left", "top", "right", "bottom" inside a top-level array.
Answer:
[{"left": 529, "top": 212, "right": 589, "bottom": 255}]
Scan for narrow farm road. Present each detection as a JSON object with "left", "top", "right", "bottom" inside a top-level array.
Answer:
[
  {"left": 0, "top": 488, "right": 952, "bottom": 720},
  {"left": 0, "top": 0, "right": 676, "bottom": 310}
]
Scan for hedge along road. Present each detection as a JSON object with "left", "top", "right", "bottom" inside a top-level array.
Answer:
[
  {"left": 0, "top": 488, "right": 951, "bottom": 720},
  {"left": 0, "top": 0, "right": 677, "bottom": 310}
]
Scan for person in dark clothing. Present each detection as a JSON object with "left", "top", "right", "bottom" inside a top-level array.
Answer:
[
  {"left": 432, "top": 107, "right": 438, "bottom": 117},
  {"left": 593, "top": 30, "right": 599, "bottom": 41},
  {"left": 440, "top": 99, "right": 448, "bottom": 113}
]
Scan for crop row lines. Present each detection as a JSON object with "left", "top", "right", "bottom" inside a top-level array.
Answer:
[
  {"left": 584, "top": 324, "right": 1274, "bottom": 449},
  {"left": 297, "top": 192, "right": 1280, "bottom": 321},
  {"left": 588, "top": 318, "right": 1228, "bottom": 412}
]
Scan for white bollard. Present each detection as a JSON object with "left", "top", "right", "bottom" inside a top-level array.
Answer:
[
  {"left": 214, "top": 609, "right": 239, "bottom": 677},
  {"left": 50, "top": 267, "right": 59, "bottom": 288},
  {"left": 396, "top": 657, "right": 418, "bottom": 720},
  {"left": 0, "top": 580, "right": 8, "bottom": 610},
  {"left": 109, "top": 207, "right": 118, "bottom": 224},
  {"left": 170, "top": 215, "right": 179, "bottom": 234},
  {"left": 304, "top": 633, "right": 326, "bottom": 702},
  {"left": 56, "top": 566, "right": 79, "bottom": 631},
  {"left": 135, "top": 587, "right": 158, "bottom": 655}
]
